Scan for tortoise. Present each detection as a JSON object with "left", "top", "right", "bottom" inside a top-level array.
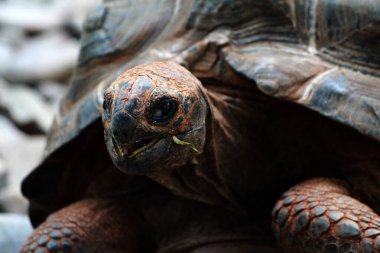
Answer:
[{"left": 20, "top": 0, "right": 380, "bottom": 253}]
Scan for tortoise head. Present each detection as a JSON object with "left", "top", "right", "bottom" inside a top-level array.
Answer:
[{"left": 102, "top": 61, "right": 208, "bottom": 175}]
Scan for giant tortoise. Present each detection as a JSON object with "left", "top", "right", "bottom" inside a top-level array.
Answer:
[{"left": 20, "top": 0, "right": 380, "bottom": 253}]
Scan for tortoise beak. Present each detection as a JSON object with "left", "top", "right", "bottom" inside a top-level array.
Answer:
[
  {"left": 111, "top": 111, "right": 137, "bottom": 144},
  {"left": 112, "top": 136, "right": 161, "bottom": 158},
  {"left": 108, "top": 110, "right": 165, "bottom": 159}
]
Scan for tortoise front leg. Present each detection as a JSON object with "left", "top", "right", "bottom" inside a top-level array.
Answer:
[
  {"left": 272, "top": 178, "right": 380, "bottom": 253},
  {"left": 20, "top": 198, "right": 154, "bottom": 253}
]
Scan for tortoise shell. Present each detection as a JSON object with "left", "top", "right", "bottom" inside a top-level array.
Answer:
[{"left": 22, "top": 0, "right": 380, "bottom": 226}]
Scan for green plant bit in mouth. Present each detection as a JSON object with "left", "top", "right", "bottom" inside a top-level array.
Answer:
[
  {"left": 128, "top": 138, "right": 160, "bottom": 158},
  {"left": 172, "top": 136, "right": 200, "bottom": 153}
]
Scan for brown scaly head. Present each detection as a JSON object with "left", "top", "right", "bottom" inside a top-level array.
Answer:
[{"left": 102, "top": 61, "right": 208, "bottom": 175}]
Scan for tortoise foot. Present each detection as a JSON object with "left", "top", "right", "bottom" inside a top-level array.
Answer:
[
  {"left": 272, "top": 178, "right": 380, "bottom": 253},
  {"left": 20, "top": 198, "right": 153, "bottom": 253}
]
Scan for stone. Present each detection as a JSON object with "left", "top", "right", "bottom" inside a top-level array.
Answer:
[
  {"left": 36, "top": 81, "right": 67, "bottom": 107},
  {"left": 0, "top": 79, "right": 55, "bottom": 132},
  {"left": 0, "top": 2, "right": 67, "bottom": 31},
  {"left": 0, "top": 32, "right": 80, "bottom": 83},
  {"left": 0, "top": 156, "right": 7, "bottom": 192},
  {"left": 64, "top": 0, "right": 102, "bottom": 32},
  {"left": 0, "top": 0, "right": 100, "bottom": 33},
  {"left": 0, "top": 24, "right": 26, "bottom": 49},
  {"left": 0, "top": 213, "right": 33, "bottom": 253},
  {"left": 0, "top": 115, "right": 46, "bottom": 213},
  {"left": 0, "top": 42, "right": 13, "bottom": 71}
]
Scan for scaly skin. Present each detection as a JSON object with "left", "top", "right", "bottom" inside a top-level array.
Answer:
[
  {"left": 20, "top": 189, "right": 281, "bottom": 253},
  {"left": 20, "top": 198, "right": 153, "bottom": 253},
  {"left": 273, "top": 178, "right": 380, "bottom": 253}
]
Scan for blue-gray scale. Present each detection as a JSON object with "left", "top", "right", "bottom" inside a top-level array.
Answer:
[
  {"left": 310, "top": 216, "right": 330, "bottom": 236},
  {"left": 336, "top": 219, "right": 360, "bottom": 238}
]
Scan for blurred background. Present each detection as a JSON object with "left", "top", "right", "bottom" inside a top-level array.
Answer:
[{"left": 0, "top": 0, "right": 99, "bottom": 251}]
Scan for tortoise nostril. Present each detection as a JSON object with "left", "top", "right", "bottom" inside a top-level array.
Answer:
[{"left": 112, "top": 112, "right": 136, "bottom": 143}]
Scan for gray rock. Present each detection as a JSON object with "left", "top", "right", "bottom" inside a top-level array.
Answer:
[
  {"left": 0, "top": 115, "right": 46, "bottom": 213},
  {"left": 0, "top": 1, "right": 68, "bottom": 31},
  {"left": 0, "top": 213, "right": 33, "bottom": 253},
  {"left": 0, "top": 156, "right": 7, "bottom": 192},
  {"left": 0, "top": 0, "right": 100, "bottom": 32},
  {"left": 0, "top": 79, "right": 55, "bottom": 132},
  {"left": 0, "top": 42, "right": 13, "bottom": 69},
  {"left": 37, "top": 81, "right": 67, "bottom": 106},
  {"left": 0, "top": 32, "right": 80, "bottom": 83},
  {"left": 65, "top": 0, "right": 101, "bottom": 32}
]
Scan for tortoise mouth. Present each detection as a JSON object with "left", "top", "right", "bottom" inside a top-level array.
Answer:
[{"left": 112, "top": 136, "right": 161, "bottom": 159}]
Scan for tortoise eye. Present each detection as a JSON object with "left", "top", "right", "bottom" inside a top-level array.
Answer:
[
  {"left": 149, "top": 98, "right": 178, "bottom": 124},
  {"left": 103, "top": 91, "right": 113, "bottom": 111}
]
